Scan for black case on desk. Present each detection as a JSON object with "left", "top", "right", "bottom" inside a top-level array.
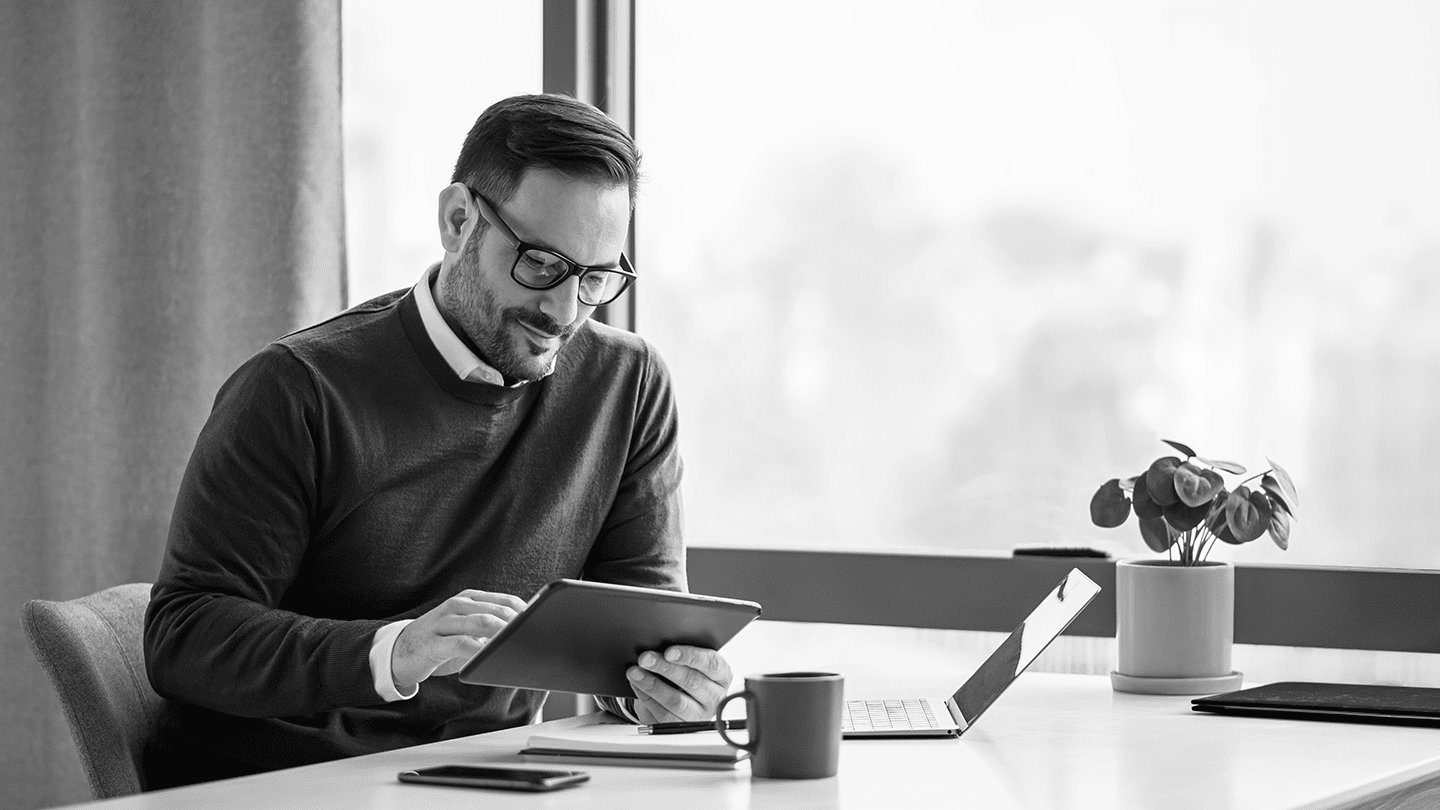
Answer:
[
  {"left": 1193, "top": 681, "right": 1440, "bottom": 727},
  {"left": 457, "top": 579, "right": 762, "bottom": 697}
]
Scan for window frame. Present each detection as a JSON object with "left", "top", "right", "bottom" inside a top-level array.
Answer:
[
  {"left": 688, "top": 547, "right": 1440, "bottom": 653},
  {"left": 543, "top": 1, "right": 1440, "bottom": 654},
  {"left": 543, "top": 0, "right": 637, "bottom": 332}
]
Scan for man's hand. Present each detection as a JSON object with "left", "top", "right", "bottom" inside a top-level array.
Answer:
[
  {"left": 391, "top": 589, "right": 528, "bottom": 691},
  {"left": 627, "top": 645, "right": 734, "bottom": 723}
]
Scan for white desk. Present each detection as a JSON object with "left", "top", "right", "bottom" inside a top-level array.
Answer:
[{"left": 53, "top": 673, "right": 1440, "bottom": 810}]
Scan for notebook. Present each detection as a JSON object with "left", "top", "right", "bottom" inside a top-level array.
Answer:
[
  {"left": 1191, "top": 682, "right": 1440, "bottom": 727},
  {"left": 520, "top": 721, "right": 749, "bottom": 770},
  {"left": 842, "top": 567, "right": 1102, "bottom": 738}
]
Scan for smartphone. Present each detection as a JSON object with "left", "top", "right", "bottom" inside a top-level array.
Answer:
[{"left": 397, "top": 765, "right": 589, "bottom": 792}]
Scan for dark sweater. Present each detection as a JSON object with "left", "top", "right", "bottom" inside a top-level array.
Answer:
[{"left": 144, "top": 285, "right": 685, "bottom": 766}]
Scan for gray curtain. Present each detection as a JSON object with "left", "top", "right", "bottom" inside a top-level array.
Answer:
[{"left": 0, "top": 2, "right": 344, "bottom": 807}]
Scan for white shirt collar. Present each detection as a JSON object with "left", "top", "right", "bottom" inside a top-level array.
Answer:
[{"left": 412, "top": 264, "right": 527, "bottom": 387}]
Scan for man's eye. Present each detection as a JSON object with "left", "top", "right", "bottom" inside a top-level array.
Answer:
[{"left": 521, "top": 252, "right": 561, "bottom": 277}]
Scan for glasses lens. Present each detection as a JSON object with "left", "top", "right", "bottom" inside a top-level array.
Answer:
[
  {"left": 577, "top": 270, "right": 629, "bottom": 306},
  {"left": 513, "top": 249, "right": 570, "bottom": 287}
]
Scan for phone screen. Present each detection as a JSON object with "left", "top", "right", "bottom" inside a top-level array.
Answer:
[{"left": 398, "top": 765, "right": 589, "bottom": 791}]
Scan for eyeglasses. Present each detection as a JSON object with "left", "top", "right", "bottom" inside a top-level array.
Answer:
[{"left": 467, "top": 187, "right": 636, "bottom": 307}]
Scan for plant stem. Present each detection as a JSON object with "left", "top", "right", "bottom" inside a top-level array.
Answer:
[
  {"left": 1197, "top": 530, "right": 1216, "bottom": 563},
  {"left": 1238, "top": 469, "right": 1274, "bottom": 488}
]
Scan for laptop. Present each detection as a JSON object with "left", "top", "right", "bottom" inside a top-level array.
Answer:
[
  {"left": 1192, "top": 682, "right": 1440, "bottom": 727},
  {"left": 841, "top": 567, "right": 1102, "bottom": 738}
]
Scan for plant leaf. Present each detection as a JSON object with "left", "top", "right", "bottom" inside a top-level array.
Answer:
[
  {"left": 1207, "top": 497, "right": 1243, "bottom": 544},
  {"left": 1139, "top": 516, "right": 1175, "bottom": 552},
  {"left": 1265, "top": 458, "right": 1301, "bottom": 518},
  {"left": 1163, "top": 497, "right": 1210, "bottom": 532},
  {"left": 1144, "top": 457, "right": 1181, "bottom": 506},
  {"left": 1089, "top": 479, "right": 1132, "bottom": 528},
  {"left": 1131, "top": 475, "right": 1164, "bottom": 520},
  {"left": 1260, "top": 475, "right": 1288, "bottom": 515},
  {"left": 1173, "top": 462, "right": 1224, "bottom": 507},
  {"left": 1267, "top": 504, "right": 1291, "bottom": 550},
  {"left": 1224, "top": 485, "right": 1271, "bottom": 543},
  {"left": 1199, "top": 456, "right": 1247, "bottom": 475},
  {"left": 1162, "top": 439, "right": 1197, "bottom": 458},
  {"left": 1246, "top": 488, "right": 1274, "bottom": 537}
]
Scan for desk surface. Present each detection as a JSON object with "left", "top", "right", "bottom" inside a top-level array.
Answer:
[{"left": 57, "top": 673, "right": 1440, "bottom": 810}]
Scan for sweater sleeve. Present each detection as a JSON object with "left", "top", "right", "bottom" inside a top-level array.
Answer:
[
  {"left": 583, "top": 342, "right": 687, "bottom": 593},
  {"left": 144, "top": 345, "right": 386, "bottom": 718}
]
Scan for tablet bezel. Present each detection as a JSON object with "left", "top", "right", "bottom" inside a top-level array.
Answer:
[{"left": 456, "top": 579, "right": 762, "bottom": 697}]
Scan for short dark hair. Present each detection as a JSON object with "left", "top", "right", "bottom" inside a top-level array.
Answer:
[{"left": 451, "top": 94, "right": 641, "bottom": 211}]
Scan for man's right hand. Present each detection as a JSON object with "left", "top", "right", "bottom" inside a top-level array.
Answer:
[{"left": 390, "top": 589, "right": 529, "bottom": 691}]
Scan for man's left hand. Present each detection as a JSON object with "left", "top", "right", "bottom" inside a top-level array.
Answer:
[{"left": 627, "top": 645, "right": 733, "bottom": 723}]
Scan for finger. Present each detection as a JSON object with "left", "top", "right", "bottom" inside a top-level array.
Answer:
[
  {"left": 628, "top": 671, "right": 690, "bottom": 722},
  {"left": 441, "top": 595, "right": 521, "bottom": 621},
  {"left": 627, "top": 664, "right": 706, "bottom": 720},
  {"left": 455, "top": 589, "right": 530, "bottom": 613},
  {"left": 430, "top": 634, "right": 485, "bottom": 664},
  {"left": 636, "top": 651, "right": 727, "bottom": 707},
  {"left": 632, "top": 692, "right": 686, "bottom": 725},
  {"left": 404, "top": 634, "right": 484, "bottom": 681},
  {"left": 658, "top": 646, "right": 733, "bottom": 687},
  {"left": 431, "top": 644, "right": 486, "bottom": 677},
  {"left": 434, "top": 613, "right": 510, "bottom": 639},
  {"left": 392, "top": 625, "right": 485, "bottom": 688}
]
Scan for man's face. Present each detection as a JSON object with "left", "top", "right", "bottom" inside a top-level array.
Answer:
[{"left": 439, "top": 169, "right": 631, "bottom": 383}]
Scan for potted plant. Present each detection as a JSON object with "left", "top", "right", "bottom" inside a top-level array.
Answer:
[{"left": 1089, "top": 440, "right": 1300, "bottom": 694}]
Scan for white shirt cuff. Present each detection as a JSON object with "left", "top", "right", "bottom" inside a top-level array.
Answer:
[
  {"left": 369, "top": 619, "right": 419, "bottom": 702},
  {"left": 595, "top": 695, "right": 641, "bottom": 723}
]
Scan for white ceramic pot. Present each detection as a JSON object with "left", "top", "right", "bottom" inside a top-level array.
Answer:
[{"left": 1111, "top": 559, "right": 1244, "bottom": 695}]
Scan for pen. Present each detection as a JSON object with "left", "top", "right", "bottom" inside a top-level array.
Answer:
[{"left": 637, "top": 720, "right": 746, "bottom": 735}]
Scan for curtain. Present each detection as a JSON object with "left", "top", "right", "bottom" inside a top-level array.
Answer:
[{"left": 0, "top": 2, "right": 344, "bottom": 807}]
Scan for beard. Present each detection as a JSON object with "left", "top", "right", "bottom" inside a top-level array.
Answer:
[{"left": 439, "top": 229, "right": 580, "bottom": 383}]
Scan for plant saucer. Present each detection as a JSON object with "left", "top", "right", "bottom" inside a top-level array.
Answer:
[{"left": 1110, "top": 671, "right": 1244, "bottom": 695}]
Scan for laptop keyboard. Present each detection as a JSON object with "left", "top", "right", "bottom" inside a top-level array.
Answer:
[{"left": 841, "top": 698, "right": 943, "bottom": 732}]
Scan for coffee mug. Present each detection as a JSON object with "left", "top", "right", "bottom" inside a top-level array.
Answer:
[{"left": 714, "top": 671, "right": 844, "bottom": 779}]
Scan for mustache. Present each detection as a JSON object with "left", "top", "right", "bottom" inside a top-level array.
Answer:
[{"left": 508, "top": 308, "right": 573, "bottom": 339}]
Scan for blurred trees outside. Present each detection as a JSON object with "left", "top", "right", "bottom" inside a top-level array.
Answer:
[{"left": 642, "top": 150, "right": 1440, "bottom": 567}]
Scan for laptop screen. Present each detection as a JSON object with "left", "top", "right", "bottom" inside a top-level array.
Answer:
[{"left": 947, "top": 568, "right": 1101, "bottom": 730}]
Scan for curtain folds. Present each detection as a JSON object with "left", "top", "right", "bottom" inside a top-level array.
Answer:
[{"left": 0, "top": 2, "right": 344, "bottom": 806}]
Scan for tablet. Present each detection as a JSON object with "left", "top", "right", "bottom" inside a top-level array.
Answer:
[{"left": 457, "top": 579, "right": 762, "bottom": 697}]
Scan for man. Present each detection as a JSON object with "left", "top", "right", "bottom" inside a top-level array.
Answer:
[{"left": 144, "top": 94, "right": 730, "bottom": 777}]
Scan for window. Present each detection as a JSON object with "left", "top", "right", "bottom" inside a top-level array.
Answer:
[
  {"left": 342, "top": 0, "right": 543, "bottom": 305},
  {"left": 635, "top": 0, "right": 1440, "bottom": 568}
]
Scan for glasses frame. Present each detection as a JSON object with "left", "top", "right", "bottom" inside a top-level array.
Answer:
[{"left": 466, "top": 186, "right": 636, "bottom": 307}]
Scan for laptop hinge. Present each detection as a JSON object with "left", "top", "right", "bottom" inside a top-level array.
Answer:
[{"left": 944, "top": 697, "right": 970, "bottom": 732}]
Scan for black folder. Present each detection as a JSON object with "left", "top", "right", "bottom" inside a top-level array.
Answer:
[{"left": 1192, "top": 681, "right": 1440, "bottom": 728}]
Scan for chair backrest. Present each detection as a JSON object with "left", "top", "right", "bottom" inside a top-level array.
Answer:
[{"left": 22, "top": 583, "right": 166, "bottom": 799}]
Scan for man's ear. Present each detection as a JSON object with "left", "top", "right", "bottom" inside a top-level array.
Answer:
[{"left": 437, "top": 183, "right": 473, "bottom": 255}]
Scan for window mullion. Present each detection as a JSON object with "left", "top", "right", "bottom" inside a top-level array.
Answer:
[{"left": 542, "top": 0, "right": 637, "bottom": 332}]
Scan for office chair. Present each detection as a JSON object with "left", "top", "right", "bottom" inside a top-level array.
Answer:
[{"left": 22, "top": 582, "right": 165, "bottom": 799}]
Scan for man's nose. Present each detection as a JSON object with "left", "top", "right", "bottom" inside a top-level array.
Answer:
[{"left": 537, "top": 276, "right": 580, "bottom": 326}]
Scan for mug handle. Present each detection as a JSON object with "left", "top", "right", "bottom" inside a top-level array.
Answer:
[{"left": 715, "top": 691, "right": 757, "bottom": 754}]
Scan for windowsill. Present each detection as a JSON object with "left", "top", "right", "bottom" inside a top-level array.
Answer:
[{"left": 722, "top": 620, "right": 1440, "bottom": 693}]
